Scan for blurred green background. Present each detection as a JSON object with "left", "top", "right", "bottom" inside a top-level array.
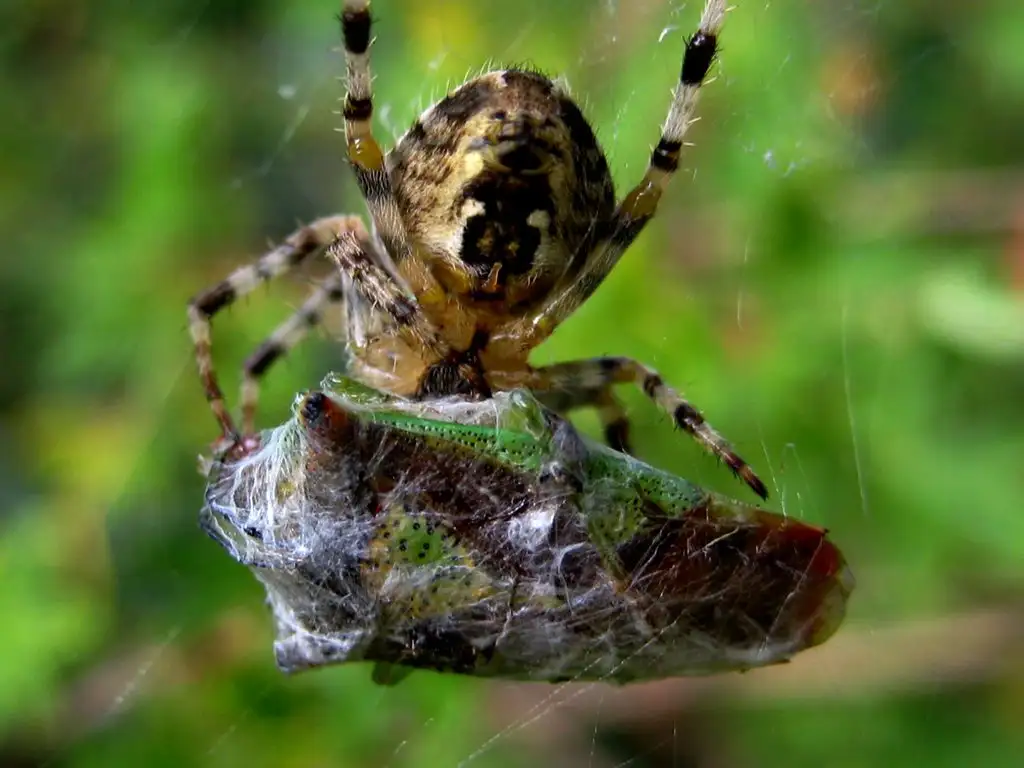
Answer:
[{"left": 2, "top": 0, "right": 1023, "bottom": 766}]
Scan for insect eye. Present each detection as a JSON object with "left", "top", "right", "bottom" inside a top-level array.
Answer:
[{"left": 490, "top": 110, "right": 507, "bottom": 121}]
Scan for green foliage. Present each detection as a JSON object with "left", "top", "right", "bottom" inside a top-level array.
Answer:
[{"left": 1, "top": 1, "right": 1021, "bottom": 766}]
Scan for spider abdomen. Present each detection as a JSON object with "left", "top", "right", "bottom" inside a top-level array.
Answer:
[{"left": 389, "top": 68, "right": 615, "bottom": 313}]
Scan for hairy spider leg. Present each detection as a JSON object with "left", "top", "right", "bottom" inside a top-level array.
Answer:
[
  {"left": 326, "top": 233, "right": 448, "bottom": 361},
  {"left": 239, "top": 273, "right": 346, "bottom": 436},
  {"left": 525, "top": 0, "right": 729, "bottom": 345},
  {"left": 500, "top": 355, "right": 768, "bottom": 500},
  {"left": 340, "top": 1, "right": 415, "bottom": 268},
  {"left": 534, "top": 387, "right": 633, "bottom": 455},
  {"left": 188, "top": 215, "right": 367, "bottom": 442},
  {"left": 339, "top": 1, "right": 452, "bottom": 360}
]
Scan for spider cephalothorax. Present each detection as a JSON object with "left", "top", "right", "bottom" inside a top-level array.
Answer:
[{"left": 188, "top": 0, "right": 768, "bottom": 499}]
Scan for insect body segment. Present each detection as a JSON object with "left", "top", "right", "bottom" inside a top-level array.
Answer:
[{"left": 188, "top": 0, "right": 769, "bottom": 498}]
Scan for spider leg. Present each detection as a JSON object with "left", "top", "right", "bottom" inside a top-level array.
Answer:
[
  {"left": 188, "top": 215, "right": 366, "bottom": 442},
  {"left": 340, "top": 1, "right": 415, "bottom": 267},
  {"left": 535, "top": 387, "right": 633, "bottom": 456},
  {"left": 239, "top": 273, "right": 346, "bottom": 436},
  {"left": 525, "top": 0, "right": 727, "bottom": 345},
  {"left": 515, "top": 355, "right": 768, "bottom": 500},
  {"left": 327, "top": 233, "right": 449, "bottom": 361}
]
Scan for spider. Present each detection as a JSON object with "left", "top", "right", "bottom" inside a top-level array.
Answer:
[{"left": 187, "top": 0, "right": 768, "bottom": 500}]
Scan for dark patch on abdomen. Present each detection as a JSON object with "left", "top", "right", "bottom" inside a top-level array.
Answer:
[{"left": 460, "top": 172, "right": 553, "bottom": 282}]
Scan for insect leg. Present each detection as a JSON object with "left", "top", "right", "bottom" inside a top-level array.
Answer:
[
  {"left": 187, "top": 215, "right": 366, "bottom": 441},
  {"left": 524, "top": 355, "right": 767, "bottom": 499}
]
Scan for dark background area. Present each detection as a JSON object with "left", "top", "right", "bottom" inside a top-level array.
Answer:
[{"left": 1, "top": 1, "right": 1022, "bottom": 766}]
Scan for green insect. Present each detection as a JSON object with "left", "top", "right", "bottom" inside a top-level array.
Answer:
[{"left": 201, "top": 377, "right": 853, "bottom": 685}]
